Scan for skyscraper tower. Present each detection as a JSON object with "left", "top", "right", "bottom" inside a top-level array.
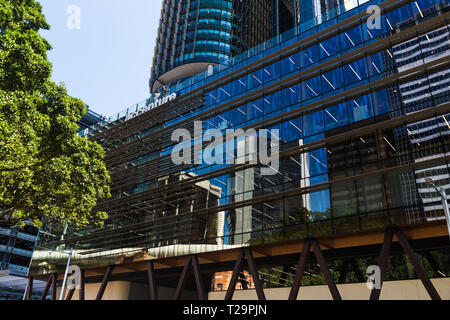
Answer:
[{"left": 149, "top": 0, "right": 298, "bottom": 93}]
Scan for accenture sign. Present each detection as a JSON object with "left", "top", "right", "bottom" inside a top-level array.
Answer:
[{"left": 125, "top": 92, "right": 177, "bottom": 121}]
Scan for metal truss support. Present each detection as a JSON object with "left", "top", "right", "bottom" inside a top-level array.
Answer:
[
  {"left": 173, "top": 255, "right": 206, "bottom": 300},
  {"left": 67, "top": 269, "right": 85, "bottom": 300},
  {"left": 26, "top": 276, "right": 33, "bottom": 300},
  {"left": 39, "top": 274, "right": 53, "bottom": 300},
  {"left": 311, "top": 239, "right": 342, "bottom": 300},
  {"left": 225, "top": 248, "right": 266, "bottom": 301},
  {"left": 288, "top": 240, "right": 311, "bottom": 300},
  {"left": 80, "top": 269, "right": 85, "bottom": 301},
  {"left": 147, "top": 261, "right": 158, "bottom": 300},
  {"left": 96, "top": 266, "right": 113, "bottom": 301},
  {"left": 289, "top": 240, "right": 342, "bottom": 300},
  {"left": 66, "top": 288, "right": 75, "bottom": 301},
  {"left": 224, "top": 248, "right": 245, "bottom": 301},
  {"left": 51, "top": 273, "right": 56, "bottom": 301},
  {"left": 370, "top": 228, "right": 394, "bottom": 300},
  {"left": 370, "top": 228, "right": 441, "bottom": 301},
  {"left": 395, "top": 229, "right": 441, "bottom": 300}
]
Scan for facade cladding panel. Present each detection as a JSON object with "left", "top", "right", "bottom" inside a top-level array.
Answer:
[{"left": 34, "top": 0, "right": 450, "bottom": 286}]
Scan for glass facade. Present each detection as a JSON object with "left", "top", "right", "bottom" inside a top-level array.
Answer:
[
  {"left": 77, "top": 107, "right": 105, "bottom": 133},
  {"left": 0, "top": 226, "right": 38, "bottom": 300},
  {"left": 149, "top": 0, "right": 298, "bottom": 93},
  {"left": 35, "top": 0, "right": 450, "bottom": 286}
]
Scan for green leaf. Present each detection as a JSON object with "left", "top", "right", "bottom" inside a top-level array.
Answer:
[{"left": 0, "top": 0, "right": 111, "bottom": 230}]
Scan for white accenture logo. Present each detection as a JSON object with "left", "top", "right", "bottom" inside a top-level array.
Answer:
[{"left": 125, "top": 92, "right": 177, "bottom": 121}]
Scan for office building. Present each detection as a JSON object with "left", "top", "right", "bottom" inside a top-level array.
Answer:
[
  {"left": 30, "top": 0, "right": 450, "bottom": 300},
  {"left": 149, "top": 0, "right": 299, "bottom": 93},
  {"left": 78, "top": 106, "right": 105, "bottom": 133}
]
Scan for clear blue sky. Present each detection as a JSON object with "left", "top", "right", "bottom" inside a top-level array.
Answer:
[{"left": 38, "top": 0, "right": 162, "bottom": 117}]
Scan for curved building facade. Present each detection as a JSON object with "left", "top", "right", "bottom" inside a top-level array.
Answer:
[{"left": 150, "top": 0, "right": 298, "bottom": 93}]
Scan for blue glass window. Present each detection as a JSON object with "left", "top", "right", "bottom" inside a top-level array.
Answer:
[
  {"left": 231, "top": 76, "right": 247, "bottom": 95},
  {"left": 248, "top": 69, "right": 264, "bottom": 89},
  {"left": 413, "top": 0, "right": 438, "bottom": 18},
  {"left": 322, "top": 67, "right": 344, "bottom": 93},
  {"left": 300, "top": 45, "right": 319, "bottom": 69},
  {"left": 303, "top": 111, "right": 324, "bottom": 137},
  {"left": 340, "top": 25, "right": 363, "bottom": 51},
  {"left": 282, "top": 83, "right": 301, "bottom": 106},
  {"left": 307, "top": 189, "right": 331, "bottom": 220},
  {"left": 324, "top": 102, "right": 348, "bottom": 130},
  {"left": 302, "top": 76, "right": 321, "bottom": 101},
  {"left": 363, "top": 19, "right": 388, "bottom": 41},
  {"left": 366, "top": 52, "right": 387, "bottom": 77},
  {"left": 347, "top": 93, "right": 373, "bottom": 123},
  {"left": 264, "top": 91, "right": 282, "bottom": 114},
  {"left": 281, "top": 52, "right": 300, "bottom": 74},
  {"left": 263, "top": 62, "right": 281, "bottom": 83},
  {"left": 246, "top": 98, "right": 263, "bottom": 122},
  {"left": 306, "top": 148, "right": 328, "bottom": 177},
  {"left": 372, "top": 89, "right": 390, "bottom": 116},
  {"left": 282, "top": 117, "right": 303, "bottom": 142},
  {"left": 319, "top": 35, "right": 340, "bottom": 60},
  {"left": 215, "top": 111, "right": 229, "bottom": 130},
  {"left": 207, "top": 89, "right": 218, "bottom": 106},
  {"left": 344, "top": 58, "right": 368, "bottom": 85},
  {"left": 385, "top": 4, "right": 413, "bottom": 27},
  {"left": 217, "top": 82, "right": 232, "bottom": 102},
  {"left": 229, "top": 105, "right": 247, "bottom": 127}
]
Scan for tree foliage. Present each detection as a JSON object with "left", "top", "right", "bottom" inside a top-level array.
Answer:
[{"left": 0, "top": 0, "right": 110, "bottom": 229}]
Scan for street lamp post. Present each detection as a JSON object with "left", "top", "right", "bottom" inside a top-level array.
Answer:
[
  {"left": 59, "top": 248, "right": 73, "bottom": 300},
  {"left": 425, "top": 178, "right": 450, "bottom": 238}
]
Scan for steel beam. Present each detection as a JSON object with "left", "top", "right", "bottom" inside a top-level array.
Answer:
[
  {"left": 191, "top": 255, "right": 207, "bottom": 301},
  {"left": 224, "top": 249, "right": 245, "bottom": 301},
  {"left": 370, "top": 228, "right": 394, "bottom": 300},
  {"left": 244, "top": 248, "right": 266, "bottom": 301},
  {"left": 311, "top": 239, "right": 342, "bottom": 301},
  {"left": 96, "top": 266, "right": 113, "bottom": 301},
  {"left": 66, "top": 288, "right": 75, "bottom": 301},
  {"left": 147, "top": 261, "right": 158, "bottom": 300},
  {"left": 40, "top": 275, "right": 52, "bottom": 301},
  {"left": 173, "top": 256, "right": 193, "bottom": 300},
  {"left": 173, "top": 256, "right": 208, "bottom": 300},
  {"left": 288, "top": 240, "right": 311, "bottom": 300},
  {"left": 26, "top": 276, "right": 33, "bottom": 300},
  {"left": 395, "top": 229, "right": 441, "bottom": 300},
  {"left": 80, "top": 269, "right": 85, "bottom": 301},
  {"left": 51, "top": 273, "right": 56, "bottom": 301}
]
